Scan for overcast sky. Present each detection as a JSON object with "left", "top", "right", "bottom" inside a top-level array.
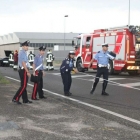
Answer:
[{"left": 0, "top": 0, "right": 140, "bottom": 35}]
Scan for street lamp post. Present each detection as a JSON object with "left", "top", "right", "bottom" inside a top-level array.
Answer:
[
  {"left": 128, "top": 0, "right": 130, "bottom": 26},
  {"left": 64, "top": 15, "right": 68, "bottom": 50}
]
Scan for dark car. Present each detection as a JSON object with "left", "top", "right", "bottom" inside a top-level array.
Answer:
[
  {"left": 0, "top": 50, "right": 12, "bottom": 67},
  {"left": 0, "top": 57, "right": 9, "bottom": 67}
]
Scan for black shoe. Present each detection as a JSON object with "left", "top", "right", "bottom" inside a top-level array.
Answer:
[
  {"left": 12, "top": 99, "right": 16, "bottom": 102},
  {"left": 64, "top": 92, "right": 70, "bottom": 96},
  {"left": 68, "top": 92, "right": 72, "bottom": 96},
  {"left": 39, "top": 96, "right": 47, "bottom": 99},
  {"left": 23, "top": 100, "right": 33, "bottom": 103},
  {"left": 90, "top": 88, "right": 95, "bottom": 94},
  {"left": 31, "top": 98, "right": 39, "bottom": 100},
  {"left": 102, "top": 91, "right": 109, "bottom": 96},
  {"left": 14, "top": 100, "right": 22, "bottom": 105}
]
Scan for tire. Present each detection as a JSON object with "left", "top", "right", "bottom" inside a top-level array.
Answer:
[
  {"left": 108, "top": 60, "right": 114, "bottom": 75},
  {"left": 76, "top": 59, "right": 85, "bottom": 72},
  {"left": 128, "top": 71, "right": 139, "bottom": 76}
]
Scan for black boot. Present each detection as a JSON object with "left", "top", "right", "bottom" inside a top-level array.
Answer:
[
  {"left": 90, "top": 83, "right": 97, "bottom": 94},
  {"left": 102, "top": 82, "right": 109, "bottom": 96}
]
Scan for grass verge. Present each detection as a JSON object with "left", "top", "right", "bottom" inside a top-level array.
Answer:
[{"left": 0, "top": 72, "right": 10, "bottom": 84}]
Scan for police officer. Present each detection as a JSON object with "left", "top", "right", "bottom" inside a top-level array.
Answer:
[
  {"left": 88, "top": 43, "right": 116, "bottom": 96},
  {"left": 28, "top": 51, "right": 35, "bottom": 69},
  {"left": 13, "top": 50, "right": 18, "bottom": 70},
  {"left": 60, "top": 51, "right": 78, "bottom": 96},
  {"left": 31, "top": 46, "right": 46, "bottom": 100},
  {"left": 12, "top": 41, "right": 32, "bottom": 104},
  {"left": 46, "top": 50, "right": 55, "bottom": 71}
]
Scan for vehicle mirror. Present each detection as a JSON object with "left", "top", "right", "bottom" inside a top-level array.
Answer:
[{"left": 72, "top": 40, "right": 74, "bottom": 46}]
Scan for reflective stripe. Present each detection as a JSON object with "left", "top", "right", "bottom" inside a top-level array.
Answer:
[{"left": 16, "top": 70, "right": 27, "bottom": 101}]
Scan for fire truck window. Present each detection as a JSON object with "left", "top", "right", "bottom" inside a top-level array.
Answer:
[{"left": 86, "top": 37, "right": 91, "bottom": 48}]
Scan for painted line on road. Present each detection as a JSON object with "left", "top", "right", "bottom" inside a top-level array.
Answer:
[
  {"left": 121, "top": 82, "right": 140, "bottom": 87},
  {"left": 72, "top": 75, "right": 91, "bottom": 78},
  {"left": 73, "top": 77, "right": 140, "bottom": 91},
  {"left": 5, "top": 76, "right": 140, "bottom": 125}
]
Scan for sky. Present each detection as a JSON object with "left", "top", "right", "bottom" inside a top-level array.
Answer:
[{"left": 0, "top": 0, "right": 140, "bottom": 35}]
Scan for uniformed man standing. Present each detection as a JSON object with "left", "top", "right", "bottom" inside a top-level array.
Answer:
[
  {"left": 46, "top": 50, "right": 55, "bottom": 71},
  {"left": 60, "top": 51, "right": 78, "bottom": 96},
  {"left": 31, "top": 46, "right": 46, "bottom": 100},
  {"left": 28, "top": 51, "right": 35, "bottom": 69},
  {"left": 12, "top": 41, "right": 32, "bottom": 104},
  {"left": 88, "top": 43, "right": 116, "bottom": 96}
]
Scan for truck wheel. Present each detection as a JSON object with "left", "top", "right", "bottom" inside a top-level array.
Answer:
[
  {"left": 76, "top": 59, "right": 85, "bottom": 72},
  {"left": 128, "top": 71, "right": 139, "bottom": 76},
  {"left": 108, "top": 60, "right": 114, "bottom": 75}
]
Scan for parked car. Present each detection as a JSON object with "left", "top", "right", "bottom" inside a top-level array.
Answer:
[
  {"left": 0, "top": 57, "right": 9, "bottom": 67},
  {"left": 0, "top": 50, "right": 12, "bottom": 67}
]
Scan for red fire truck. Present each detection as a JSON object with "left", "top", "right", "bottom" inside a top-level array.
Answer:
[{"left": 72, "top": 25, "right": 140, "bottom": 75}]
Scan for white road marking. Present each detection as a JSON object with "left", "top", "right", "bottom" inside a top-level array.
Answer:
[
  {"left": 88, "top": 78, "right": 126, "bottom": 82},
  {"left": 75, "top": 77, "right": 140, "bottom": 91},
  {"left": 52, "top": 73, "right": 91, "bottom": 78},
  {"left": 72, "top": 75, "right": 91, "bottom": 78},
  {"left": 5, "top": 76, "right": 140, "bottom": 125},
  {"left": 122, "top": 82, "right": 140, "bottom": 87},
  {"left": 52, "top": 73, "right": 61, "bottom": 75}
]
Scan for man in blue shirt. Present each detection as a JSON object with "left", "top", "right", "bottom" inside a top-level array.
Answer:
[
  {"left": 88, "top": 43, "right": 116, "bottom": 96},
  {"left": 31, "top": 46, "right": 46, "bottom": 100},
  {"left": 12, "top": 40, "right": 32, "bottom": 104}
]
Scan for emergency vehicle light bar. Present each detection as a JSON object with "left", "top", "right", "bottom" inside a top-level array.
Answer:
[{"left": 108, "top": 25, "right": 129, "bottom": 30}]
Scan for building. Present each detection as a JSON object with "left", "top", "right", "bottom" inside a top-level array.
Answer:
[{"left": 0, "top": 32, "right": 79, "bottom": 58}]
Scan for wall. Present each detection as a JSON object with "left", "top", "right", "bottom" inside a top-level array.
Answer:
[{"left": 0, "top": 43, "right": 20, "bottom": 58}]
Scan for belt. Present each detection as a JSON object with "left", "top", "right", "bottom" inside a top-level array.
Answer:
[
  {"left": 36, "top": 70, "right": 42, "bottom": 72},
  {"left": 19, "top": 66, "right": 29, "bottom": 70},
  {"left": 98, "top": 64, "right": 107, "bottom": 67}
]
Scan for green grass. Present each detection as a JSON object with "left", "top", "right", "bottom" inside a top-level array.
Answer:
[{"left": 0, "top": 72, "right": 10, "bottom": 84}]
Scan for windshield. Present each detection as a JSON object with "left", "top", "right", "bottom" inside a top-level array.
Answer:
[
  {"left": 73, "top": 38, "right": 81, "bottom": 49},
  {"left": 77, "top": 38, "right": 81, "bottom": 47},
  {"left": 135, "top": 35, "right": 140, "bottom": 50}
]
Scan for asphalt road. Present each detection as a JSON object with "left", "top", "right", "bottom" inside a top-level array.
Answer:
[{"left": 1, "top": 67, "right": 140, "bottom": 130}]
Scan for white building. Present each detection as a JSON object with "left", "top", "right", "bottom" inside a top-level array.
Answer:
[{"left": 0, "top": 32, "right": 79, "bottom": 58}]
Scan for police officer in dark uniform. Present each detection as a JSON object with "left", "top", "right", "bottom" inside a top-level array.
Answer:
[
  {"left": 88, "top": 43, "right": 116, "bottom": 96},
  {"left": 31, "top": 46, "right": 46, "bottom": 100},
  {"left": 60, "top": 51, "right": 78, "bottom": 96},
  {"left": 12, "top": 41, "right": 32, "bottom": 104}
]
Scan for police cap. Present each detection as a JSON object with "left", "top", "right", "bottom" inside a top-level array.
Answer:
[
  {"left": 21, "top": 40, "right": 30, "bottom": 46},
  {"left": 102, "top": 43, "right": 108, "bottom": 47},
  {"left": 69, "top": 51, "right": 75, "bottom": 55},
  {"left": 39, "top": 45, "right": 46, "bottom": 51}
]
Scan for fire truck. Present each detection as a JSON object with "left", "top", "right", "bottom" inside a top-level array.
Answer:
[{"left": 72, "top": 25, "right": 140, "bottom": 75}]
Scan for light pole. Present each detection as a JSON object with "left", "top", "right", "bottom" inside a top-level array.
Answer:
[
  {"left": 64, "top": 15, "right": 68, "bottom": 50},
  {"left": 128, "top": 0, "right": 130, "bottom": 26}
]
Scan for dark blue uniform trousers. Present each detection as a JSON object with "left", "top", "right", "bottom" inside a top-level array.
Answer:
[
  {"left": 61, "top": 72, "right": 72, "bottom": 93},
  {"left": 92, "top": 67, "right": 109, "bottom": 91},
  {"left": 13, "top": 69, "right": 28, "bottom": 102}
]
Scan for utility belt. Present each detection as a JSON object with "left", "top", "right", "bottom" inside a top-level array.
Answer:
[
  {"left": 36, "top": 70, "right": 43, "bottom": 73},
  {"left": 19, "top": 66, "right": 29, "bottom": 70},
  {"left": 98, "top": 64, "right": 108, "bottom": 68}
]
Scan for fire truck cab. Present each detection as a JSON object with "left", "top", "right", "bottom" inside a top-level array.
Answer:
[{"left": 72, "top": 25, "right": 140, "bottom": 75}]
